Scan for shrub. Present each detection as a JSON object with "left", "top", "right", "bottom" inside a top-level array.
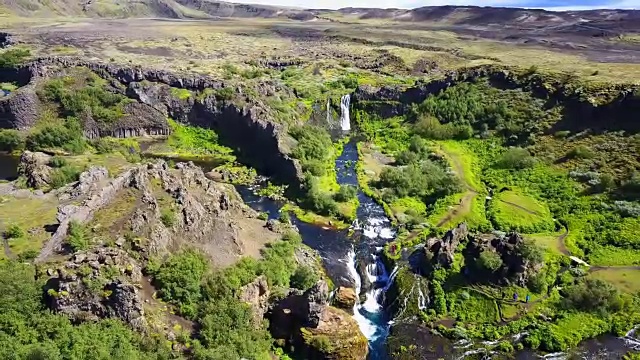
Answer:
[
  {"left": 41, "top": 75, "right": 129, "bottom": 124},
  {"left": 378, "top": 160, "right": 461, "bottom": 200},
  {"left": 281, "top": 230, "right": 302, "bottom": 244},
  {"left": 154, "top": 249, "right": 209, "bottom": 318},
  {"left": 214, "top": 87, "right": 234, "bottom": 100},
  {"left": 290, "top": 265, "right": 319, "bottom": 290},
  {"left": 48, "top": 156, "right": 68, "bottom": 168},
  {"left": 257, "top": 212, "right": 269, "bottom": 221},
  {"left": 160, "top": 209, "right": 176, "bottom": 228},
  {"left": 0, "top": 129, "right": 25, "bottom": 152},
  {"left": 4, "top": 224, "right": 24, "bottom": 239},
  {"left": 495, "top": 148, "right": 535, "bottom": 169},
  {"left": 567, "top": 145, "right": 595, "bottom": 159},
  {"left": 561, "top": 278, "right": 622, "bottom": 316},
  {"left": 334, "top": 184, "right": 357, "bottom": 202},
  {"left": 49, "top": 166, "right": 82, "bottom": 189},
  {"left": 0, "top": 48, "right": 31, "bottom": 68},
  {"left": 477, "top": 251, "right": 503, "bottom": 272},
  {"left": 67, "top": 221, "right": 89, "bottom": 251},
  {"left": 25, "top": 118, "right": 87, "bottom": 154}
]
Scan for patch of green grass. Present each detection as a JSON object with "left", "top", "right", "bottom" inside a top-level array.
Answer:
[
  {"left": 589, "top": 268, "right": 640, "bottom": 294},
  {"left": 0, "top": 82, "right": 17, "bottom": 92},
  {"left": 166, "top": 119, "right": 235, "bottom": 161},
  {"left": 0, "top": 196, "right": 58, "bottom": 259},
  {"left": 89, "top": 188, "right": 141, "bottom": 238},
  {"left": 170, "top": 87, "right": 192, "bottom": 100},
  {"left": 524, "top": 233, "right": 564, "bottom": 255},
  {"left": 489, "top": 189, "right": 555, "bottom": 233}
]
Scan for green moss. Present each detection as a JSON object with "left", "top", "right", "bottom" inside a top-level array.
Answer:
[{"left": 170, "top": 87, "right": 192, "bottom": 100}]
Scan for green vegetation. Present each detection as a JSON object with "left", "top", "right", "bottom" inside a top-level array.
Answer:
[
  {"left": 3, "top": 224, "right": 24, "bottom": 240},
  {"left": 26, "top": 117, "right": 87, "bottom": 154},
  {"left": 145, "top": 230, "right": 317, "bottom": 359},
  {"left": 66, "top": 221, "right": 89, "bottom": 251},
  {"left": 170, "top": 87, "right": 192, "bottom": 100},
  {"left": 49, "top": 164, "right": 83, "bottom": 189},
  {"left": 160, "top": 209, "right": 176, "bottom": 228},
  {"left": 166, "top": 119, "right": 235, "bottom": 161},
  {"left": 41, "top": 70, "right": 130, "bottom": 124},
  {"left": 488, "top": 190, "right": 555, "bottom": 233},
  {"left": 0, "top": 48, "right": 31, "bottom": 68},
  {"left": 0, "top": 261, "right": 174, "bottom": 359},
  {"left": 0, "top": 129, "right": 24, "bottom": 152}
]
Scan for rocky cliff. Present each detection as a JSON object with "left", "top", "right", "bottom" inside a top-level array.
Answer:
[
  {"left": 269, "top": 281, "right": 369, "bottom": 360},
  {"left": 0, "top": 56, "right": 303, "bottom": 190},
  {"left": 353, "top": 64, "right": 640, "bottom": 134}
]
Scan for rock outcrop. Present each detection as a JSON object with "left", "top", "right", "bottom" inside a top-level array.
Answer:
[
  {"left": 352, "top": 64, "right": 640, "bottom": 133},
  {"left": 0, "top": 56, "right": 304, "bottom": 191},
  {"left": 464, "top": 232, "right": 544, "bottom": 286},
  {"left": 239, "top": 275, "right": 270, "bottom": 326},
  {"left": 44, "top": 247, "right": 146, "bottom": 330},
  {"left": 269, "top": 281, "right": 368, "bottom": 360},
  {"left": 37, "top": 160, "right": 279, "bottom": 265},
  {"left": 18, "top": 150, "right": 52, "bottom": 188},
  {"left": 332, "top": 286, "right": 357, "bottom": 311},
  {"left": 425, "top": 222, "right": 468, "bottom": 268}
]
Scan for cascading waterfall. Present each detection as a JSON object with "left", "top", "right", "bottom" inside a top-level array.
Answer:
[
  {"left": 326, "top": 98, "right": 334, "bottom": 126},
  {"left": 340, "top": 94, "right": 351, "bottom": 131}
]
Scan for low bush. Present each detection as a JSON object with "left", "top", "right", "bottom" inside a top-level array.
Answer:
[
  {"left": 25, "top": 118, "right": 87, "bottom": 154},
  {"left": 67, "top": 221, "right": 89, "bottom": 251},
  {"left": 0, "top": 129, "right": 25, "bottom": 152},
  {"left": 290, "top": 265, "right": 319, "bottom": 290},
  {"left": 49, "top": 166, "right": 82, "bottom": 189},
  {"left": 0, "top": 48, "right": 31, "bottom": 68},
  {"left": 567, "top": 145, "right": 595, "bottom": 159},
  {"left": 3, "top": 224, "right": 24, "bottom": 239},
  {"left": 334, "top": 184, "right": 357, "bottom": 202},
  {"left": 495, "top": 148, "right": 536, "bottom": 169},
  {"left": 160, "top": 209, "right": 176, "bottom": 228}
]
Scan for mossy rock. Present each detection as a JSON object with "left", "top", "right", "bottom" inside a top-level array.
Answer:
[{"left": 299, "top": 307, "right": 368, "bottom": 360}]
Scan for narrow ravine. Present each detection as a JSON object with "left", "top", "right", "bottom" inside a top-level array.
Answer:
[{"left": 236, "top": 139, "right": 397, "bottom": 359}]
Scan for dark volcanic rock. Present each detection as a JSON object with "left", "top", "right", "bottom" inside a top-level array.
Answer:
[
  {"left": 269, "top": 281, "right": 368, "bottom": 360},
  {"left": 45, "top": 247, "right": 146, "bottom": 330},
  {"left": 425, "top": 222, "right": 468, "bottom": 268},
  {"left": 0, "top": 85, "right": 39, "bottom": 129}
]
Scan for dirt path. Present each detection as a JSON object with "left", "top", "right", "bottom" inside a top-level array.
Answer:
[
  {"left": 2, "top": 238, "right": 13, "bottom": 259},
  {"left": 431, "top": 144, "right": 480, "bottom": 228},
  {"left": 465, "top": 285, "right": 550, "bottom": 323},
  {"left": 557, "top": 227, "right": 570, "bottom": 256}
]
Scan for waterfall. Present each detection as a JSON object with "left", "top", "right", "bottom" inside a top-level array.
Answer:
[
  {"left": 340, "top": 94, "right": 351, "bottom": 131},
  {"left": 326, "top": 98, "right": 334, "bottom": 127}
]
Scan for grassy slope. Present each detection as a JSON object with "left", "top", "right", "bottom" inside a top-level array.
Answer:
[
  {"left": 426, "top": 140, "right": 490, "bottom": 231},
  {"left": 490, "top": 189, "right": 555, "bottom": 233}
]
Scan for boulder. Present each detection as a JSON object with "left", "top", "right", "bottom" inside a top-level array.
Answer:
[
  {"left": 332, "top": 287, "right": 357, "bottom": 311},
  {"left": 18, "top": 151, "right": 51, "bottom": 188},
  {"left": 239, "top": 275, "right": 270, "bottom": 326},
  {"left": 269, "top": 281, "right": 368, "bottom": 360}
]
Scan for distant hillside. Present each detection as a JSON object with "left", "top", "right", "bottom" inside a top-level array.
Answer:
[
  {"left": 0, "top": 0, "right": 314, "bottom": 20},
  {"left": 335, "top": 6, "right": 640, "bottom": 36},
  {"left": 1, "top": 1, "right": 639, "bottom": 36}
]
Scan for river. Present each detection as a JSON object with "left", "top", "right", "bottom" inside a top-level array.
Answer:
[{"left": 233, "top": 140, "right": 640, "bottom": 359}]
